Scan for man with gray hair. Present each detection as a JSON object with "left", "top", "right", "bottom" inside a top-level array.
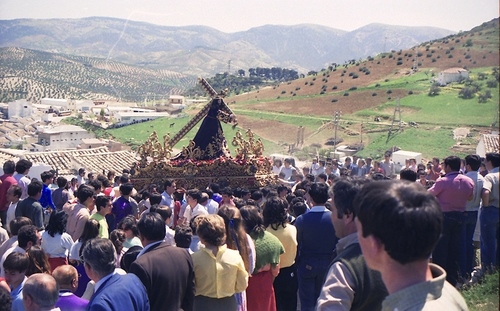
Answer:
[
  {"left": 82, "top": 238, "right": 150, "bottom": 311},
  {"left": 22, "top": 273, "right": 59, "bottom": 311}
]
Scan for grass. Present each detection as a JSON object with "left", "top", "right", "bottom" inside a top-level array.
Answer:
[
  {"left": 106, "top": 115, "right": 283, "bottom": 154},
  {"left": 355, "top": 127, "right": 457, "bottom": 159},
  {"left": 462, "top": 271, "right": 499, "bottom": 311}
]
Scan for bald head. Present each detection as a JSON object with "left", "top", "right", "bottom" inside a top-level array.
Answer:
[
  {"left": 23, "top": 273, "right": 59, "bottom": 311},
  {"left": 52, "top": 265, "right": 78, "bottom": 291}
]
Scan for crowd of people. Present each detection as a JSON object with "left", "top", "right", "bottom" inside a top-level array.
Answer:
[{"left": 0, "top": 151, "right": 497, "bottom": 311}]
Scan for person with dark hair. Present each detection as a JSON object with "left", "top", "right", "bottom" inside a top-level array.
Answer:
[
  {"left": 52, "top": 265, "right": 88, "bottom": 311},
  {"left": 202, "top": 189, "right": 219, "bottom": 215},
  {"left": 428, "top": 155, "right": 474, "bottom": 286},
  {"left": 64, "top": 184, "right": 93, "bottom": 242},
  {"left": 129, "top": 212, "right": 195, "bottom": 311},
  {"left": 460, "top": 154, "right": 485, "bottom": 278},
  {"left": 88, "top": 179, "right": 102, "bottom": 196},
  {"left": 355, "top": 180, "right": 468, "bottom": 310},
  {"left": 0, "top": 217, "right": 32, "bottom": 260},
  {"left": 3, "top": 251, "right": 29, "bottom": 310},
  {"left": 263, "top": 197, "right": 298, "bottom": 311},
  {"left": 109, "top": 229, "right": 127, "bottom": 267},
  {"left": 0, "top": 286, "right": 12, "bottom": 311},
  {"left": 82, "top": 239, "right": 150, "bottom": 311},
  {"left": 295, "top": 182, "right": 337, "bottom": 311},
  {"left": 1, "top": 225, "right": 40, "bottom": 278},
  {"left": 184, "top": 189, "right": 208, "bottom": 222},
  {"left": 119, "top": 215, "right": 142, "bottom": 248},
  {"left": 90, "top": 195, "right": 112, "bottom": 239},
  {"left": 217, "top": 206, "right": 255, "bottom": 310},
  {"left": 52, "top": 176, "right": 69, "bottom": 211},
  {"left": 316, "top": 173, "right": 328, "bottom": 183},
  {"left": 14, "top": 159, "right": 32, "bottom": 200},
  {"left": 160, "top": 179, "right": 176, "bottom": 213},
  {"left": 0, "top": 160, "right": 17, "bottom": 227},
  {"left": 110, "top": 183, "right": 138, "bottom": 231},
  {"left": 191, "top": 214, "right": 248, "bottom": 311},
  {"left": 219, "top": 187, "right": 235, "bottom": 207},
  {"left": 317, "top": 177, "right": 387, "bottom": 311},
  {"left": 154, "top": 205, "right": 175, "bottom": 245},
  {"left": 208, "top": 183, "right": 222, "bottom": 205},
  {"left": 399, "top": 167, "right": 417, "bottom": 182},
  {"left": 480, "top": 152, "right": 499, "bottom": 272},
  {"left": 26, "top": 246, "right": 51, "bottom": 276},
  {"left": 39, "top": 171, "right": 56, "bottom": 215},
  {"left": 429, "top": 157, "right": 443, "bottom": 181},
  {"left": 240, "top": 205, "right": 284, "bottom": 311},
  {"left": 16, "top": 180, "right": 44, "bottom": 230},
  {"left": 5, "top": 185, "right": 22, "bottom": 232},
  {"left": 76, "top": 168, "right": 86, "bottom": 186},
  {"left": 41, "top": 211, "right": 74, "bottom": 271},
  {"left": 174, "top": 225, "right": 193, "bottom": 250}
]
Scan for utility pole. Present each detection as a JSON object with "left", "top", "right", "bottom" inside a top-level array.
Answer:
[
  {"left": 387, "top": 98, "right": 402, "bottom": 143},
  {"left": 333, "top": 111, "right": 341, "bottom": 147}
]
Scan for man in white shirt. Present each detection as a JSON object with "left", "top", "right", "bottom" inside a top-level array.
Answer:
[
  {"left": 183, "top": 189, "right": 208, "bottom": 222},
  {"left": 160, "top": 179, "right": 176, "bottom": 210},
  {"left": 5, "top": 185, "right": 22, "bottom": 232},
  {"left": 201, "top": 191, "right": 218, "bottom": 215},
  {"left": 13, "top": 159, "right": 32, "bottom": 200}
]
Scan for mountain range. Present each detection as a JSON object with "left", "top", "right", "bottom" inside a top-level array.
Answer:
[{"left": 0, "top": 17, "right": 455, "bottom": 76}]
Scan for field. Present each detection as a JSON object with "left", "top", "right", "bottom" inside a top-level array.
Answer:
[{"left": 105, "top": 19, "right": 499, "bottom": 163}]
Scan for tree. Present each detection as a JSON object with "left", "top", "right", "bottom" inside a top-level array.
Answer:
[
  {"left": 428, "top": 83, "right": 441, "bottom": 96},
  {"left": 459, "top": 87, "right": 475, "bottom": 99},
  {"left": 99, "top": 108, "right": 105, "bottom": 120},
  {"left": 237, "top": 69, "right": 245, "bottom": 77}
]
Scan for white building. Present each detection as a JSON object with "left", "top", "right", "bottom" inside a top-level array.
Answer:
[
  {"left": 169, "top": 95, "right": 185, "bottom": 105},
  {"left": 8, "top": 99, "right": 33, "bottom": 119},
  {"left": 437, "top": 68, "right": 469, "bottom": 86},
  {"left": 36, "top": 125, "right": 94, "bottom": 150},
  {"left": 114, "top": 112, "right": 170, "bottom": 125},
  {"left": 392, "top": 150, "right": 422, "bottom": 172}
]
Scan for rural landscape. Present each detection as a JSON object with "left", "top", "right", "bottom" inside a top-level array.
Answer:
[
  {"left": 0, "top": 10, "right": 499, "bottom": 311},
  {"left": 104, "top": 18, "right": 499, "bottom": 162}
]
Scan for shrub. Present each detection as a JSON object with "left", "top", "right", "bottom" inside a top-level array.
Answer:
[
  {"left": 305, "top": 81, "right": 308, "bottom": 85},
  {"left": 365, "top": 70, "right": 371, "bottom": 75},
  {"left": 331, "top": 99, "right": 338, "bottom": 103},
  {"left": 352, "top": 74, "right": 359, "bottom": 79},
  {"left": 387, "top": 89, "right": 392, "bottom": 94},
  {"left": 281, "top": 90, "right": 286, "bottom": 94},
  {"left": 397, "top": 61, "right": 403, "bottom": 65},
  {"left": 349, "top": 72, "right": 354, "bottom": 77},
  {"left": 349, "top": 86, "right": 357, "bottom": 91},
  {"left": 459, "top": 87, "right": 475, "bottom": 99},
  {"left": 372, "top": 92, "right": 377, "bottom": 96},
  {"left": 295, "top": 87, "right": 301, "bottom": 91},
  {"left": 375, "top": 83, "right": 381, "bottom": 87},
  {"left": 486, "top": 79, "right": 498, "bottom": 88},
  {"left": 332, "top": 86, "right": 338, "bottom": 90},
  {"left": 319, "top": 91, "right": 325, "bottom": 95},
  {"left": 428, "top": 83, "right": 440, "bottom": 96},
  {"left": 384, "top": 79, "right": 389, "bottom": 82},
  {"left": 408, "top": 90, "right": 413, "bottom": 95},
  {"left": 448, "top": 54, "right": 453, "bottom": 58},
  {"left": 343, "top": 92, "right": 349, "bottom": 96},
  {"left": 310, "top": 82, "right": 314, "bottom": 86}
]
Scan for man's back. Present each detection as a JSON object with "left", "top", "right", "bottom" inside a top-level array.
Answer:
[
  {"left": 295, "top": 209, "right": 336, "bottom": 257},
  {"left": 88, "top": 273, "right": 150, "bottom": 311},
  {"left": 15, "top": 197, "right": 44, "bottom": 230},
  {"left": 129, "top": 242, "right": 195, "bottom": 311}
]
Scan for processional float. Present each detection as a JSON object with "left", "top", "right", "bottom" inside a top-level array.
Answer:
[{"left": 130, "top": 78, "right": 278, "bottom": 190}]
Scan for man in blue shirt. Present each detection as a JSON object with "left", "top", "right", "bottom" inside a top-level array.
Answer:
[{"left": 3, "top": 251, "right": 29, "bottom": 311}]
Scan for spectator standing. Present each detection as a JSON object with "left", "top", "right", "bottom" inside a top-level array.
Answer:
[
  {"left": 15, "top": 180, "right": 45, "bottom": 231},
  {"left": 355, "top": 180, "right": 468, "bottom": 310},
  {"left": 3, "top": 252, "right": 29, "bottom": 311},
  {"left": 63, "top": 185, "right": 93, "bottom": 242},
  {"left": 295, "top": 182, "right": 337, "bottom": 311},
  {"left": 5, "top": 185, "right": 22, "bottom": 232},
  {"left": 480, "top": 152, "right": 499, "bottom": 272},
  {"left": 41, "top": 210, "right": 74, "bottom": 271},
  {"left": 52, "top": 177, "right": 69, "bottom": 211},
  {"left": 0, "top": 160, "right": 17, "bottom": 227},
  {"left": 13, "top": 159, "right": 32, "bottom": 200},
  {"left": 90, "top": 196, "right": 111, "bottom": 239},
  {"left": 428, "top": 156, "right": 474, "bottom": 286},
  {"left": 52, "top": 265, "right": 88, "bottom": 311}
]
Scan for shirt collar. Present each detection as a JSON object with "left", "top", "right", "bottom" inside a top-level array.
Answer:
[
  {"left": 136, "top": 240, "right": 162, "bottom": 258},
  {"left": 94, "top": 271, "right": 115, "bottom": 293},
  {"left": 309, "top": 205, "right": 328, "bottom": 212},
  {"left": 335, "top": 232, "right": 359, "bottom": 254}
]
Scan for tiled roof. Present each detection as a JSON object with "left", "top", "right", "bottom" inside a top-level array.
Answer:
[
  {"left": 0, "top": 147, "right": 136, "bottom": 176},
  {"left": 441, "top": 67, "right": 468, "bottom": 74},
  {"left": 481, "top": 134, "right": 499, "bottom": 154}
]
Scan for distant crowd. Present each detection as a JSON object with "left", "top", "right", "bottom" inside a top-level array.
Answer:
[{"left": 0, "top": 150, "right": 497, "bottom": 311}]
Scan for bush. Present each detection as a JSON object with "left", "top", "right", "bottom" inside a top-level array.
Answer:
[
  {"left": 343, "top": 92, "right": 349, "bottom": 96},
  {"left": 332, "top": 86, "right": 338, "bottom": 90},
  {"left": 365, "top": 70, "right": 371, "bottom": 75},
  {"left": 331, "top": 99, "right": 338, "bottom": 103},
  {"left": 397, "top": 61, "right": 403, "bottom": 65},
  {"left": 375, "top": 83, "right": 381, "bottom": 87},
  {"left": 478, "top": 90, "right": 492, "bottom": 103},
  {"left": 349, "top": 86, "right": 357, "bottom": 91},
  {"left": 486, "top": 79, "right": 498, "bottom": 88},
  {"left": 387, "top": 89, "right": 392, "bottom": 94},
  {"left": 459, "top": 87, "right": 475, "bottom": 99},
  {"left": 352, "top": 74, "right": 359, "bottom": 79},
  {"left": 349, "top": 72, "right": 354, "bottom": 77},
  {"left": 429, "top": 83, "right": 441, "bottom": 96},
  {"left": 372, "top": 92, "right": 377, "bottom": 96},
  {"left": 408, "top": 90, "right": 413, "bottom": 95},
  {"left": 281, "top": 90, "right": 286, "bottom": 94}
]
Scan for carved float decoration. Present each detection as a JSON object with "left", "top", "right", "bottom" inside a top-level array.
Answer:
[{"left": 131, "top": 78, "right": 278, "bottom": 190}]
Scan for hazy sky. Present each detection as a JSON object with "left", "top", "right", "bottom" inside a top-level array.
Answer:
[{"left": 0, "top": 0, "right": 498, "bottom": 32}]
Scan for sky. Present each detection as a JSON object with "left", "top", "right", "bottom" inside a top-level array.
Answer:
[{"left": 0, "top": 0, "right": 498, "bottom": 33}]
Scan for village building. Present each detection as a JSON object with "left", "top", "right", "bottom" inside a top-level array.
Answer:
[
  {"left": 437, "top": 67, "right": 469, "bottom": 85},
  {"left": 35, "top": 124, "right": 95, "bottom": 151}
]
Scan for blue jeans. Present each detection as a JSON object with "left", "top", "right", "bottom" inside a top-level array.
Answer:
[
  {"left": 480, "top": 206, "right": 499, "bottom": 271},
  {"left": 297, "top": 257, "right": 331, "bottom": 311},
  {"left": 432, "top": 211, "right": 464, "bottom": 286},
  {"left": 460, "top": 210, "right": 478, "bottom": 277}
]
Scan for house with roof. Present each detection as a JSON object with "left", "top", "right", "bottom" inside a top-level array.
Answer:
[
  {"left": 35, "top": 124, "right": 95, "bottom": 151},
  {"left": 437, "top": 68, "right": 469, "bottom": 86},
  {"left": 476, "top": 132, "right": 499, "bottom": 157}
]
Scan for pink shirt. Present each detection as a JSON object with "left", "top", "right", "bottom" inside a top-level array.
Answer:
[{"left": 428, "top": 172, "right": 474, "bottom": 212}]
